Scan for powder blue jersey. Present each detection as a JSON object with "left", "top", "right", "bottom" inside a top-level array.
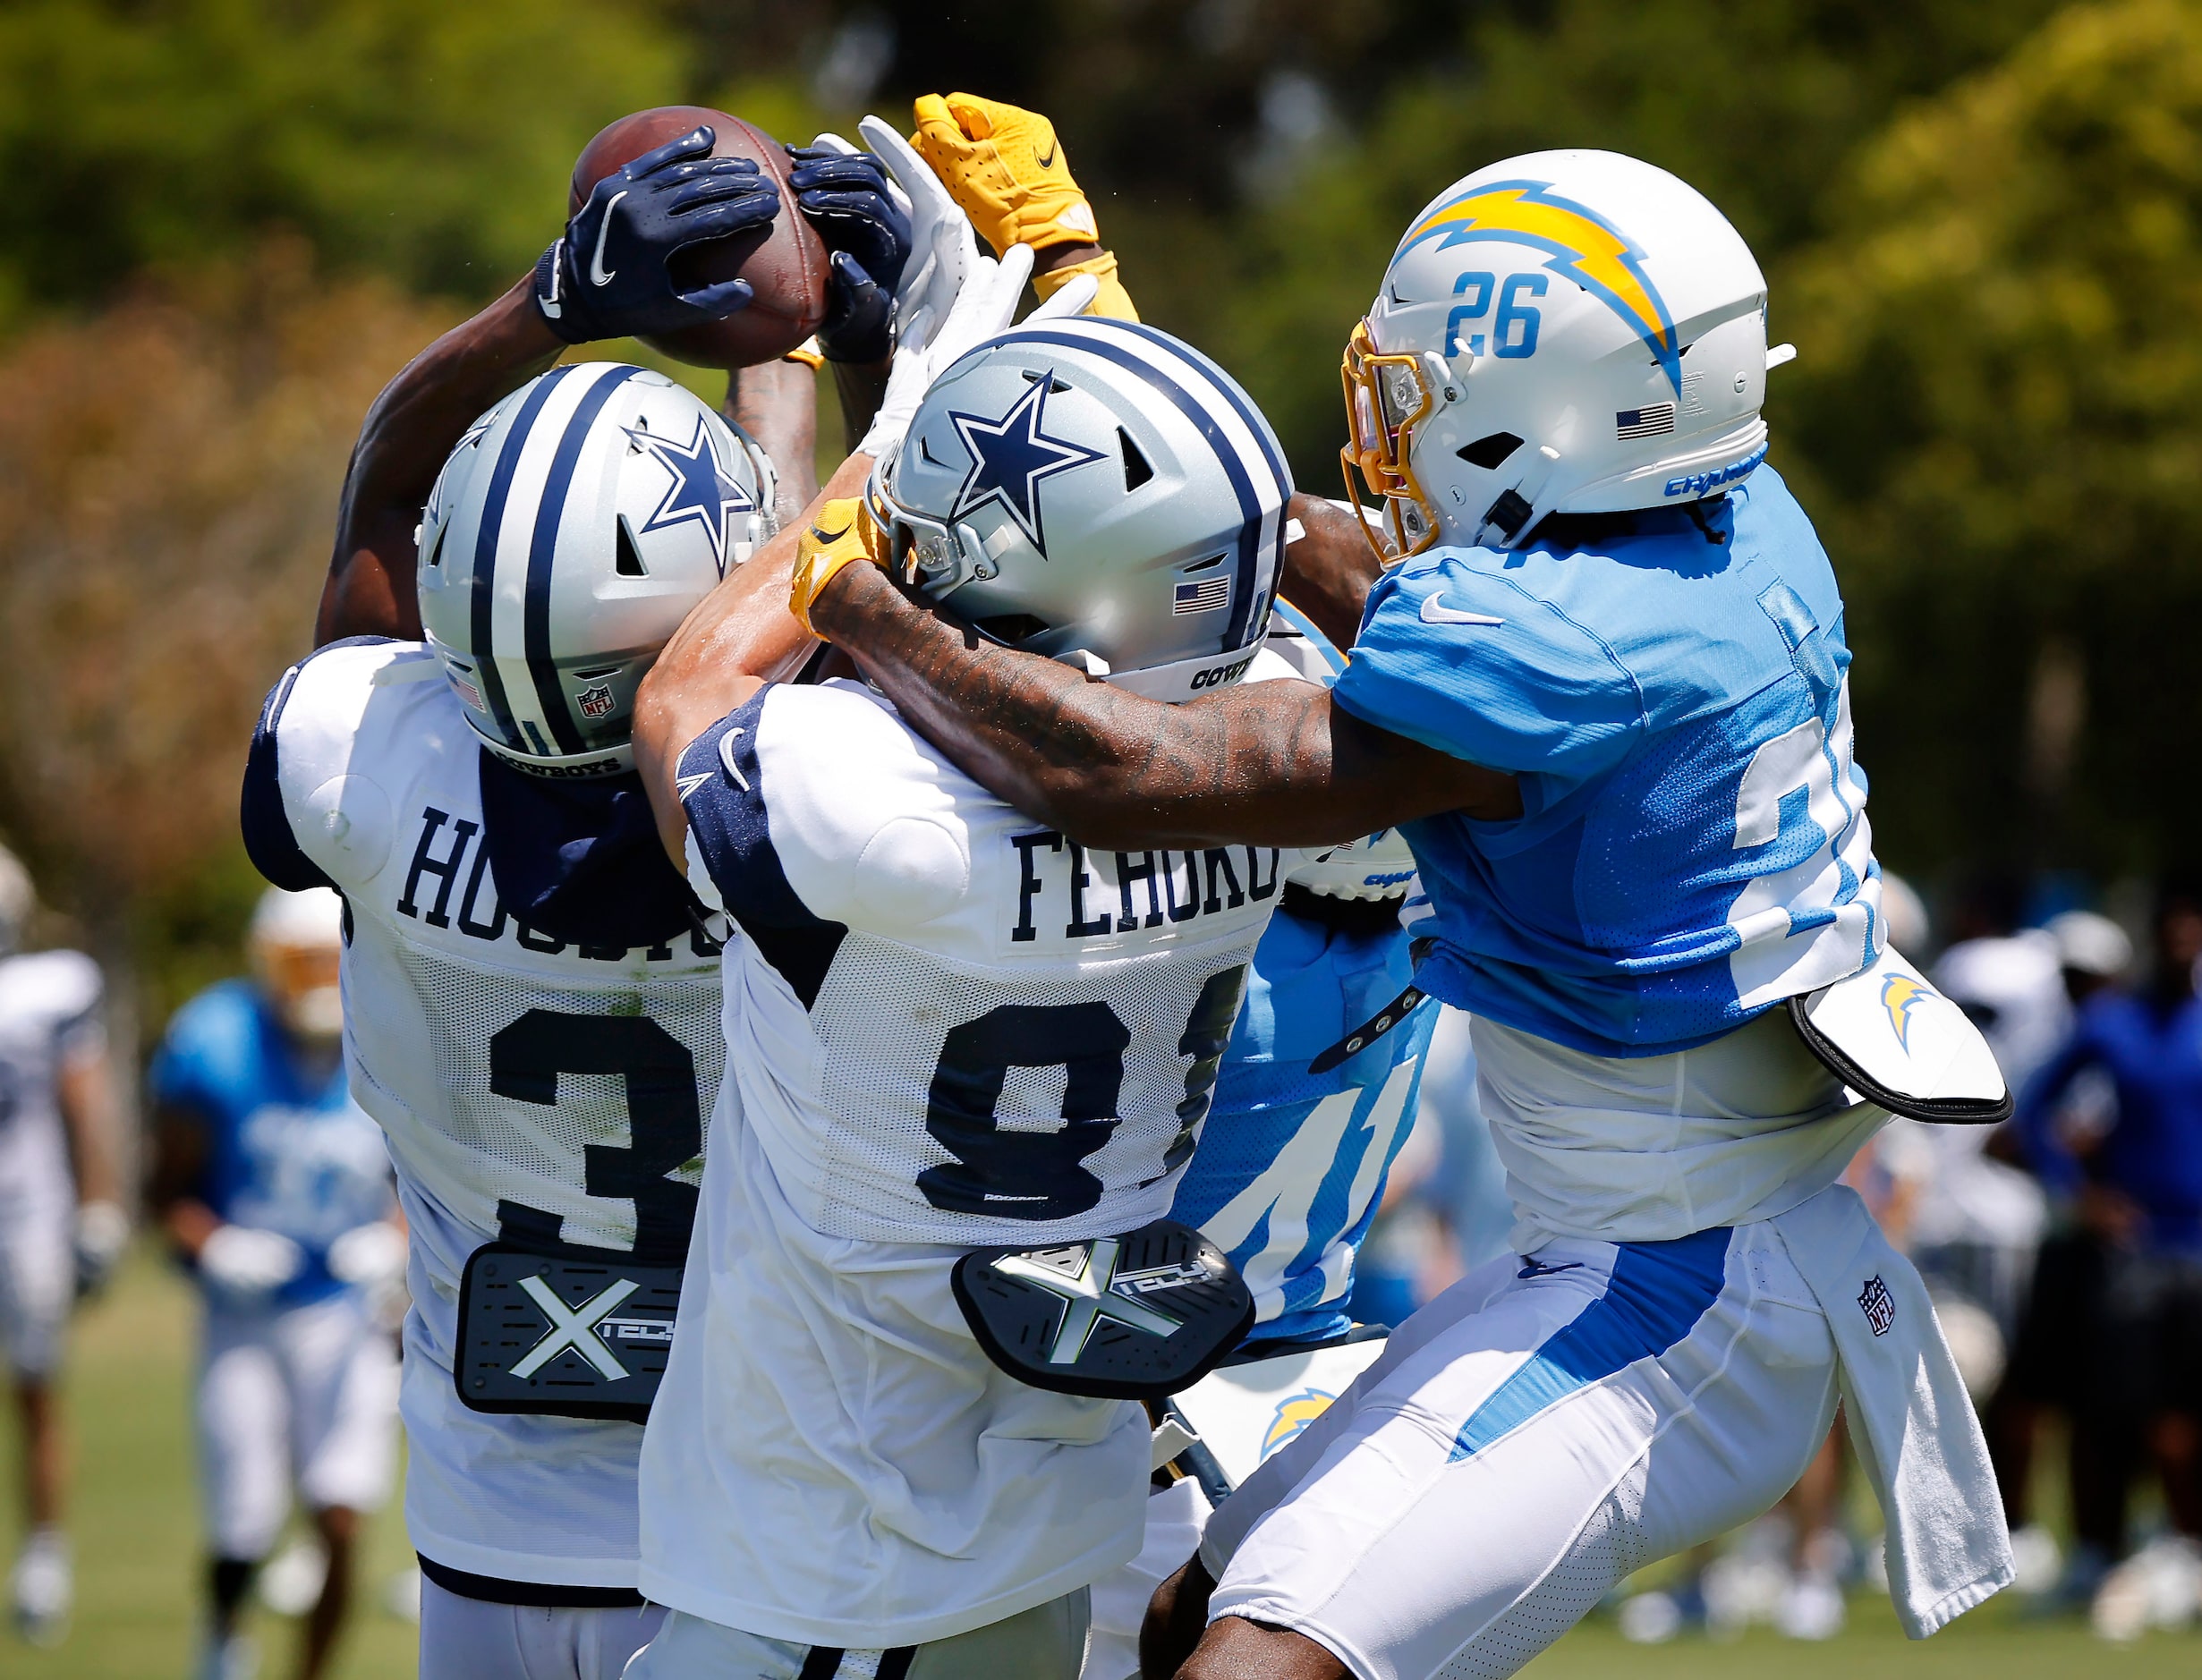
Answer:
[
  {"left": 149, "top": 980, "right": 394, "bottom": 1308},
  {"left": 1170, "top": 905, "right": 1435, "bottom": 1345},
  {"left": 1332, "top": 467, "right": 1880, "bottom": 1057},
  {"left": 1169, "top": 603, "right": 1435, "bottom": 1346}
]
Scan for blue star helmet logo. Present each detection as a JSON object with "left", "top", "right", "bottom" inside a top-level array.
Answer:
[
  {"left": 627, "top": 416, "right": 754, "bottom": 574},
  {"left": 946, "top": 374, "right": 1105, "bottom": 556}
]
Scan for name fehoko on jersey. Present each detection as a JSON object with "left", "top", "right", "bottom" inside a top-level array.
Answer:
[
  {"left": 1006, "top": 832, "right": 1284, "bottom": 952},
  {"left": 634, "top": 676, "right": 1307, "bottom": 1649},
  {"left": 243, "top": 637, "right": 726, "bottom": 1591}
]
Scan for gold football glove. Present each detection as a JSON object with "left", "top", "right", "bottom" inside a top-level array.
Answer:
[
  {"left": 789, "top": 496, "right": 888, "bottom": 638},
  {"left": 1033, "top": 250, "right": 1138, "bottom": 323},
  {"left": 910, "top": 93, "right": 1101, "bottom": 257}
]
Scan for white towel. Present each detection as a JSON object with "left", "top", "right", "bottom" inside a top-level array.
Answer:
[{"left": 1770, "top": 1184, "right": 2014, "bottom": 1636}]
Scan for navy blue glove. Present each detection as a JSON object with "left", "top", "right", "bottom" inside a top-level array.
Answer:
[
  {"left": 786, "top": 146, "right": 913, "bottom": 363},
  {"left": 536, "top": 125, "right": 782, "bottom": 344}
]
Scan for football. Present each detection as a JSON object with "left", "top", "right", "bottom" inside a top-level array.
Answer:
[{"left": 569, "top": 105, "right": 830, "bottom": 371}]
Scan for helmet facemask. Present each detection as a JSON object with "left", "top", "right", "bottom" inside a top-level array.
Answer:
[{"left": 1339, "top": 319, "right": 1444, "bottom": 567}]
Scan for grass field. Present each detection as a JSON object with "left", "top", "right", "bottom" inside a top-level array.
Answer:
[{"left": 4, "top": 1251, "right": 2199, "bottom": 1678}]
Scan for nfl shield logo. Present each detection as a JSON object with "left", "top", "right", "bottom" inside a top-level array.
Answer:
[
  {"left": 1858, "top": 1275, "right": 1896, "bottom": 1337},
  {"left": 575, "top": 683, "right": 616, "bottom": 721}
]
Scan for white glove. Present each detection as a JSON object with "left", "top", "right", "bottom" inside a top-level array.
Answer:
[
  {"left": 198, "top": 1225, "right": 305, "bottom": 1295},
  {"left": 859, "top": 113, "right": 978, "bottom": 357},
  {"left": 327, "top": 1221, "right": 409, "bottom": 1290},
  {"left": 72, "top": 1200, "right": 128, "bottom": 1298},
  {"left": 854, "top": 244, "right": 1101, "bottom": 463}
]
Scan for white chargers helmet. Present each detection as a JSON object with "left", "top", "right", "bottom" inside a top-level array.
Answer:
[
  {"left": 867, "top": 318, "right": 1292, "bottom": 703},
  {"left": 248, "top": 886, "right": 345, "bottom": 1039},
  {"left": 417, "top": 362, "right": 776, "bottom": 777},
  {"left": 1342, "top": 149, "right": 1788, "bottom": 560}
]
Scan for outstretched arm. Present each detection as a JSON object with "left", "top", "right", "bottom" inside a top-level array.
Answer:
[
  {"left": 809, "top": 562, "right": 1519, "bottom": 853},
  {"left": 317, "top": 277, "right": 561, "bottom": 645},
  {"left": 727, "top": 357, "right": 820, "bottom": 528},
  {"left": 319, "top": 123, "right": 788, "bottom": 643}
]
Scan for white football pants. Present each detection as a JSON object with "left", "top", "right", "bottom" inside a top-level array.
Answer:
[
  {"left": 0, "top": 1201, "right": 71, "bottom": 1379},
  {"left": 418, "top": 1578, "right": 667, "bottom": 1680},
  {"left": 1084, "top": 1476, "right": 1212, "bottom": 1680},
  {"left": 620, "top": 1588, "right": 1089, "bottom": 1680},
  {"left": 197, "top": 1293, "right": 398, "bottom": 1560},
  {"left": 1201, "top": 1219, "right": 1842, "bottom": 1679}
]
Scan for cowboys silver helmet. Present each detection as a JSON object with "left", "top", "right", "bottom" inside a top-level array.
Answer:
[
  {"left": 1344, "top": 149, "right": 1787, "bottom": 560},
  {"left": 867, "top": 318, "right": 1292, "bottom": 702},
  {"left": 417, "top": 363, "right": 776, "bottom": 777}
]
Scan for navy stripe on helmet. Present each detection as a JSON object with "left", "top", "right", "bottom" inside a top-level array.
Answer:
[
  {"left": 523, "top": 364, "right": 647, "bottom": 754},
  {"left": 470, "top": 366, "right": 576, "bottom": 751},
  {"left": 1006, "top": 326, "right": 1278, "bottom": 652},
  {"left": 1112, "top": 320, "right": 1295, "bottom": 640},
  {"left": 1114, "top": 319, "right": 1293, "bottom": 506}
]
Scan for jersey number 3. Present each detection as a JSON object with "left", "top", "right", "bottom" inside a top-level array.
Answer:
[{"left": 489, "top": 1010, "right": 702, "bottom": 1263}]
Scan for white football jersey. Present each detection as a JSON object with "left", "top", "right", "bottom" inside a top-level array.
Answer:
[
  {"left": 245, "top": 637, "right": 727, "bottom": 1590},
  {"left": 637, "top": 675, "right": 1302, "bottom": 1647},
  {"left": 0, "top": 949, "right": 103, "bottom": 1221}
]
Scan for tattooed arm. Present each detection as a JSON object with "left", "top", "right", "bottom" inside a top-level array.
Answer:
[{"left": 808, "top": 562, "right": 1519, "bottom": 853}]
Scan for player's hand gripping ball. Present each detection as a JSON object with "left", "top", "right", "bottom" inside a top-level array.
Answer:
[
  {"left": 786, "top": 145, "right": 914, "bottom": 364},
  {"left": 789, "top": 497, "right": 889, "bottom": 638},
  {"left": 909, "top": 92, "right": 1101, "bottom": 257},
  {"left": 548, "top": 106, "right": 830, "bottom": 369}
]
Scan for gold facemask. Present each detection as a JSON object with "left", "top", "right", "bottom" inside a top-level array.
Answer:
[{"left": 1339, "top": 318, "right": 1442, "bottom": 566}]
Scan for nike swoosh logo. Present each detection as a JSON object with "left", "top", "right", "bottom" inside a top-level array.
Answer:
[
  {"left": 540, "top": 239, "right": 565, "bottom": 318},
  {"left": 590, "top": 193, "right": 625, "bottom": 286},
  {"left": 1517, "top": 1258, "right": 1585, "bottom": 1279},
  {"left": 809, "top": 521, "right": 853, "bottom": 545},
  {"left": 1419, "top": 595, "right": 1505, "bottom": 626},
  {"left": 1036, "top": 143, "right": 1057, "bottom": 168}
]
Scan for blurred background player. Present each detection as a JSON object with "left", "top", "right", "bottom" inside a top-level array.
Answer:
[
  {"left": 147, "top": 886, "right": 403, "bottom": 1680},
  {"left": 0, "top": 841, "right": 123, "bottom": 1648},
  {"left": 2017, "top": 880, "right": 2202, "bottom": 1634},
  {"left": 1981, "top": 906, "right": 2132, "bottom": 1604}
]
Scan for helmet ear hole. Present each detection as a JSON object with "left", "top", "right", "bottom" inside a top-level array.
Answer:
[
  {"left": 615, "top": 517, "right": 648, "bottom": 577},
  {"left": 1458, "top": 432, "right": 1524, "bottom": 471},
  {"left": 1118, "top": 428, "right": 1154, "bottom": 493},
  {"left": 424, "top": 523, "right": 448, "bottom": 568}
]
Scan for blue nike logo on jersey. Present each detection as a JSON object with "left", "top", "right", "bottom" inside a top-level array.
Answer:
[
  {"left": 1419, "top": 595, "right": 1505, "bottom": 627},
  {"left": 1517, "top": 1257, "right": 1585, "bottom": 1279}
]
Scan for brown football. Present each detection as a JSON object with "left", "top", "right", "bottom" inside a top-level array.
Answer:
[{"left": 569, "top": 106, "right": 829, "bottom": 371}]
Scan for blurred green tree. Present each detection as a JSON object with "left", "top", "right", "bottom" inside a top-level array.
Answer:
[
  {"left": 1176, "top": 0, "right": 2066, "bottom": 485},
  {"left": 1784, "top": 0, "right": 2202, "bottom": 875},
  {"left": 0, "top": 243, "right": 456, "bottom": 1021},
  {"left": 0, "top": 0, "right": 683, "bottom": 315}
]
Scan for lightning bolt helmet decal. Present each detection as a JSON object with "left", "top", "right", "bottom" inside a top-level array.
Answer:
[{"left": 1397, "top": 179, "right": 1683, "bottom": 394}]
